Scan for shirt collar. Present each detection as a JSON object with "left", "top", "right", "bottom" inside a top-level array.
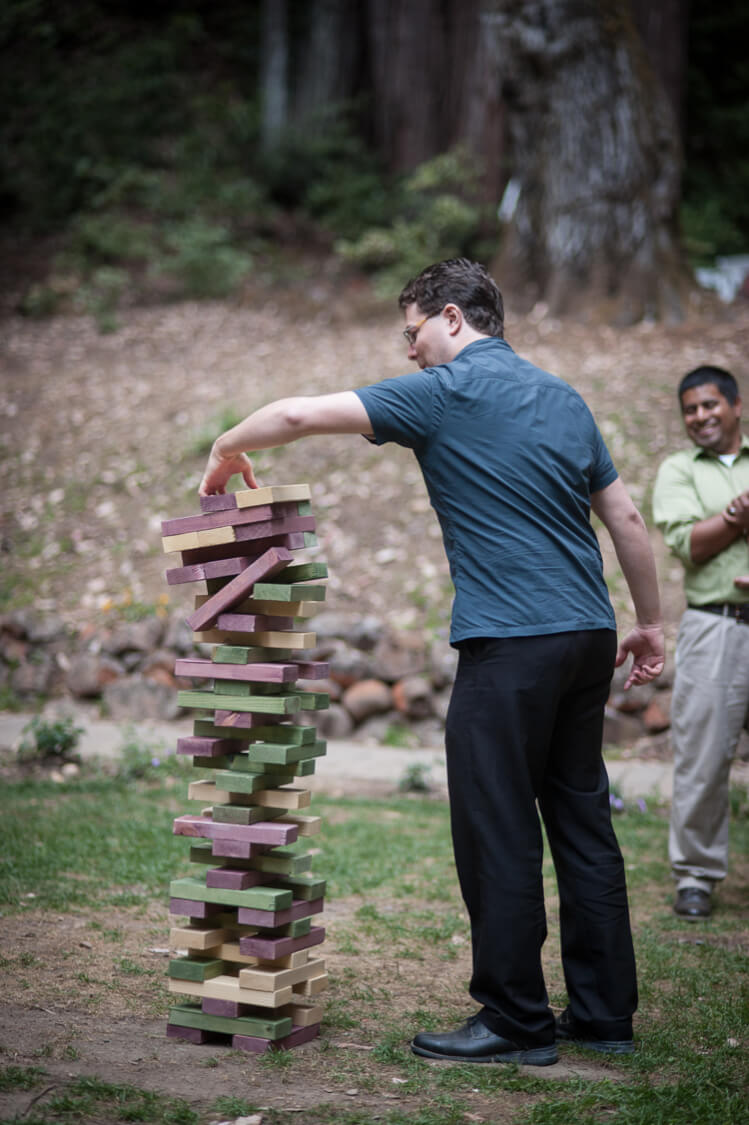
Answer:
[{"left": 691, "top": 432, "right": 749, "bottom": 460}]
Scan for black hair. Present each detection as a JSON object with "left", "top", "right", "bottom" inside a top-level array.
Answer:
[
  {"left": 398, "top": 258, "right": 504, "bottom": 338},
  {"left": 678, "top": 365, "right": 740, "bottom": 406}
]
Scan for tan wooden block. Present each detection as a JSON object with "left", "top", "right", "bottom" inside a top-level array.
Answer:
[
  {"left": 278, "top": 1001, "right": 325, "bottom": 1028},
  {"left": 168, "top": 974, "right": 293, "bottom": 1008},
  {"left": 213, "top": 942, "right": 259, "bottom": 966},
  {"left": 247, "top": 787, "right": 311, "bottom": 810},
  {"left": 162, "top": 525, "right": 235, "bottom": 553},
  {"left": 195, "top": 594, "right": 318, "bottom": 619},
  {"left": 239, "top": 957, "right": 325, "bottom": 993},
  {"left": 188, "top": 780, "right": 232, "bottom": 804},
  {"left": 170, "top": 925, "right": 231, "bottom": 952},
  {"left": 234, "top": 484, "right": 310, "bottom": 508},
  {"left": 215, "top": 944, "right": 309, "bottom": 970},
  {"left": 277, "top": 812, "right": 321, "bottom": 836},
  {"left": 194, "top": 629, "right": 316, "bottom": 648},
  {"left": 293, "top": 969, "right": 328, "bottom": 997}
]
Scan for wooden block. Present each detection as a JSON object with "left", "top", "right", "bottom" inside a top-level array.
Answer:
[
  {"left": 211, "top": 770, "right": 297, "bottom": 796},
  {"left": 269, "top": 872, "right": 326, "bottom": 900},
  {"left": 168, "top": 956, "right": 225, "bottom": 982},
  {"left": 177, "top": 689, "right": 301, "bottom": 714},
  {"left": 250, "top": 851, "right": 313, "bottom": 876},
  {"left": 168, "top": 1001, "right": 292, "bottom": 1040},
  {"left": 232, "top": 514, "right": 315, "bottom": 544},
  {"left": 251, "top": 583, "right": 326, "bottom": 602},
  {"left": 237, "top": 896, "right": 323, "bottom": 928},
  {"left": 192, "top": 719, "right": 283, "bottom": 741},
  {"left": 187, "top": 779, "right": 232, "bottom": 804},
  {"left": 213, "top": 712, "right": 284, "bottom": 729},
  {"left": 169, "top": 876, "right": 292, "bottom": 912},
  {"left": 169, "top": 897, "right": 224, "bottom": 919},
  {"left": 194, "top": 630, "right": 316, "bottom": 649},
  {"left": 277, "top": 812, "right": 322, "bottom": 837},
  {"left": 273, "top": 562, "right": 328, "bottom": 583},
  {"left": 177, "top": 735, "right": 243, "bottom": 758},
  {"left": 232, "top": 1023, "right": 320, "bottom": 1054},
  {"left": 199, "top": 493, "right": 240, "bottom": 513},
  {"left": 297, "top": 691, "right": 329, "bottom": 711},
  {"left": 174, "top": 660, "right": 300, "bottom": 685},
  {"left": 211, "top": 804, "right": 286, "bottom": 825},
  {"left": 239, "top": 956, "right": 326, "bottom": 993},
  {"left": 216, "top": 612, "right": 295, "bottom": 632},
  {"left": 265, "top": 917, "right": 312, "bottom": 939},
  {"left": 166, "top": 1023, "right": 216, "bottom": 1044},
  {"left": 240, "top": 925, "right": 325, "bottom": 962},
  {"left": 294, "top": 969, "right": 329, "bottom": 997},
  {"left": 212, "top": 646, "right": 299, "bottom": 664},
  {"left": 246, "top": 739, "right": 326, "bottom": 766},
  {"left": 206, "top": 866, "right": 267, "bottom": 890},
  {"left": 201, "top": 996, "right": 247, "bottom": 1017},
  {"left": 186, "top": 546, "right": 293, "bottom": 632},
  {"left": 161, "top": 504, "right": 275, "bottom": 536},
  {"left": 246, "top": 787, "right": 311, "bottom": 810},
  {"left": 234, "top": 484, "right": 310, "bottom": 508},
  {"left": 168, "top": 976, "right": 294, "bottom": 1009},
  {"left": 187, "top": 773, "right": 285, "bottom": 799},
  {"left": 238, "top": 599, "right": 319, "bottom": 618},
  {"left": 170, "top": 924, "right": 239, "bottom": 951},
  {"left": 172, "top": 814, "right": 298, "bottom": 846},
  {"left": 162, "top": 525, "right": 235, "bottom": 553},
  {"left": 293, "top": 661, "right": 330, "bottom": 679},
  {"left": 192, "top": 720, "right": 315, "bottom": 746},
  {"left": 179, "top": 531, "right": 307, "bottom": 567},
  {"left": 277, "top": 1001, "right": 325, "bottom": 1028}
]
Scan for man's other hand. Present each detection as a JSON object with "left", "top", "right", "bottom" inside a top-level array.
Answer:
[{"left": 615, "top": 623, "right": 665, "bottom": 691}]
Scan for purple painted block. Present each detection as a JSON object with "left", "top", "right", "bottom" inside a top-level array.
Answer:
[
  {"left": 173, "top": 815, "right": 298, "bottom": 846},
  {"left": 237, "top": 896, "right": 324, "bottom": 928},
  {"left": 210, "top": 838, "right": 261, "bottom": 859},
  {"left": 216, "top": 612, "right": 295, "bottom": 632},
  {"left": 161, "top": 504, "right": 276, "bottom": 536},
  {"left": 206, "top": 866, "right": 266, "bottom": 890},
  {"left": 233, "top": 515, "right": 315, "bottom": 543},
  {"left": 165, "top": 563, "right": 207, "bottom": 586},
  {"left": 199, "top": 493, "right": 238, "bottom": 512},
  {"left": 175, "top": 659, "right": 298, "bottom": 684},
  {"left": 167, "top": 1022, "right": 214, "bottom": 1044},
  {"left": 202, "top": 997, "right": 246, "bottom": 1017},
  {"left": 293, "top": 662, "right": 330, "bottom": 679},
  {"left": 232, "top": 1023, "right": 320, "bottom": 1053},
  {"left": 169, "top": 897, "right": 223, "bottom": 918},
  {"left": 185, "top": 546, "right": 293, "bottom": 632},
  {"left": 239, "top": 925, "right": 326, "bottom": 960},
  {"left": 214, "top": 710, "right": 283, "bottom": 727},
  {"left": 180, "top": 531, "right": 306, "bottom": 567},
  {"left": 176, "top": 736, "right": 242, "bottom": 757}
]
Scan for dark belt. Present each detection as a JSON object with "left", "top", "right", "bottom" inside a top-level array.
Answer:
[{"left": 688, "top": 602, "right": 749, "bottom": 624}]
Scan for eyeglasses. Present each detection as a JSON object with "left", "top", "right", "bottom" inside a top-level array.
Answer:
[{"left": 403, "top": 313, "right": 435, "bottom": 346}]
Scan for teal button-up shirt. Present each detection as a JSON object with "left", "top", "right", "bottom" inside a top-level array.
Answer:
[{"left": 652, "top": 434, "right": 749, "bottom": 605}]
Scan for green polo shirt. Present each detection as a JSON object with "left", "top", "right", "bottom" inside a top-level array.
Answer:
[{"left": 652, "top": 434, "right": 749, "bottom": 605}]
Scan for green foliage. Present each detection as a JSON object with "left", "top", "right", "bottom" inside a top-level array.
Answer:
[
  {"left": 0, "top": 1064, "right": 47, "bottom": 1091},
  {"left": 160, "top": 220, "right": 252, "bottom": 298},
  {"left": 18, "top": 715, "right": 83, "bottom": 763},
  {"left": 336, "top": 149, "right": 492, "bottom": 297}
]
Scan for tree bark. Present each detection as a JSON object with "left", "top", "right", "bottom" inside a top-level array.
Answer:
[
  {"left": 293, "top": 0, "right": 362, "bottom": 121},
  {"left": 260, "top": 0, "right": 289, "bottom": 152},
  {"left": 490, "top": 0, "right": 688, "bottom": 324}
]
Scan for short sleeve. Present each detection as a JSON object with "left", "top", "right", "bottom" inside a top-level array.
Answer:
[{"left": 354, "top": 371, "right": 437, "bottom": 452}]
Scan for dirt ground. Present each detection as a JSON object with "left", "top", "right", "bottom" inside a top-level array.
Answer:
[{"left": 3, "top": 275, "right": 749, "bottom": 1121}]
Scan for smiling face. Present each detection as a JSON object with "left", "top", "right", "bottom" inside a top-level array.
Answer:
[{"left": 680, "top": 382, "right": 742, "bottom": 455}]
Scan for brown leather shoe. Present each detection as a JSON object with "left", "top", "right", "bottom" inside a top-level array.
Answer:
[{"left": 674, "top": 887, "right": 712, "bottom": 920}]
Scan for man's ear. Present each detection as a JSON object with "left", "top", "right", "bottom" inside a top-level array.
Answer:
[{"left": 442, "top": 303, "right": 462, "bottom": 336}]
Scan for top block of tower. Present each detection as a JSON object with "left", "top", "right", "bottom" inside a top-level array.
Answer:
[{"left": 200, "top": 484, "right": 311, "bottom": 513}]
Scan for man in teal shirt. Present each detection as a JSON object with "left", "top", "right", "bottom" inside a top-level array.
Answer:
[{"left": 653, "top": 366, "right": 749, "bottom": 920}]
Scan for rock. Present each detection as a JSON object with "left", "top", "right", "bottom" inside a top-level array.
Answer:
[
  {"left": 102, "top": 675, "right": 180, "bottom": 721},
  {"left": 101, "top": 618, "right": 165, "bottom": 657},
  {"left": 392, "top": 675, "right": 434, "bottom": 720},
  {"left": 26, "top": 615, "right": 68, "bottom": 644},
  {"left": 306, "top": 612, "right": 362, "bottom": 642},
  {"left": 370, "top": 629, "right": 426, "bottom": 682},
  {"left": 298, "top": 677, "right": 341, "bottom": 702},
  {"left": 603, "top": 706, "right": 644, "bottom": 747},
  {"left": 642, "top": 693, "right": 671, "bottom": 733},
  {"left": 427, "top": 642, "right": 458, "bottom": 690},
  {"left": 327, "top": 642, "right": 375, "bottom": 688},
  {"left": 142, "top": 649, "right": 182, "bottom": 690},
  {"left": 609, "top": 683, "right": 654, "bottom": 714},
  {"left": 309, "top": 703, "right": 354, "bottom": 739},
  {"left": 11, "top": 651, "right": 55, "bottom": 696},
  {"left": 346, "top": 616, "right": 386, "bottom": 652},
  {"left": 66, "top": 652, "right": 124, "bottom": 698},
  {"left": 342, "top": 679, "right": 392, "bottom": 722},
  {"left": 432, "top": 690, "right": 452, "bottom": 722},
  {"left": 0, "top": 634, "right": 28, "bottom": 664},
  {"left": 354, "top": 710, "right": 408, "bottom": 745}
]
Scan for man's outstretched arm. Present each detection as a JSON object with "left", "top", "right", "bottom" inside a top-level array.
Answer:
[
  {"left": 591, "top": 477, "right": 665, "bottom": 689},
  {"left": 199, "top": 392, "right": 373, "bottom": 495}
]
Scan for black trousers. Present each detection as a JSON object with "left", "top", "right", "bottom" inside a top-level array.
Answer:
[{"left": 445, "top": 630, "right": 637, "bottom": 1047}]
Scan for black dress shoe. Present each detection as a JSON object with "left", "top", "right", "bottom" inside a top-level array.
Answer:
[
  {"left": 555, "top": 1008, "right": 634, "bottom": 1055},
  {"left": 411, "top": 1014, "right": 558, "bottom": 1066},
  {"left": 674, "top": 887, "right": 712, "bottom": 920}
]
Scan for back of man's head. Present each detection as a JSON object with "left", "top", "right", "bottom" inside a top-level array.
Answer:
[
  {"left": 398, "top": 258, "right": 504, "bottom": 339},
  {"left": 679, "top": 365, "right": 739, "bottom": 406}
]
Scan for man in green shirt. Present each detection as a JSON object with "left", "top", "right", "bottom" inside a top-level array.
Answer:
[{"left": 653, "top": 366, "right": 749, "bottom": 919}]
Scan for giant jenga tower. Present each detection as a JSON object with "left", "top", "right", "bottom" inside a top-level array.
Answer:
[{"left": 161, "top": 484, "right": 330, "bottom": 1053}]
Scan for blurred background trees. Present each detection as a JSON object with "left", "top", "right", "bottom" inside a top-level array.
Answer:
[{"left": 1, "top": 0, "right": 746, "bottom": 324}]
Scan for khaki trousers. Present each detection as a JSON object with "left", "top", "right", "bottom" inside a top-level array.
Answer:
[{"left": 669, "top": 608, "right": 749, "bottom": 890}]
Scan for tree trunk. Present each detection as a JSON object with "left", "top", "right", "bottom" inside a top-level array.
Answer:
[
  {"left": 260, "top": 0, "right": 289, "bottom": 152},
  {"left": 490, "top": 0, "right": 688, "bottom": 324},
  {"left": 630, "top": 0, "right": 688, "bottom": 139},
  {"left": 293, "top": 0, "right": 362, "bottom": 121}
]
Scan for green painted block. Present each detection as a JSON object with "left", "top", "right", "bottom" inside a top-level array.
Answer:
[
  {"left": 214, "top": 681, "right": 287, "bottom": 697},
  {"left": 178, "top": 690, "right": 301, "bottom": 715},
  {"left": 272, "top": 873, "right": 326, "bottom": 899},
  {"left": 274, "top": 561, "right": 327, "bottom": 582},
  {"left": 296, "top": 501, "right": 313, "bottom": 516},
  {"left": 212, "top": 646, "right": 297, "bottom": 664},
  {"left": 192, "top": 755, "right": 232, "bottom": 771},
  {"left": 211, "top": 804, "right": 285, "bottom": 825},
  {"left": 228, "top": 757, "right": 316, "bottom": 778},
  {"left": 169, "top": 956, "right": 225, "bottom": 982},
  {"left": 169, "top": 876, "right": 292, "bottom": 912},
  {"left": 251, "top": 583, "right": 327, "bottom": 602},
  {"left": 169, "top": 1001, "right": 292, "bottom": 1041},
  {"left": 189, "top": 842, "right": 215, "bottom": 864},
  {"left": 211, "top": 769, "right": 292, "bottom": 794},
  {"left": 252, "top": 852, "right": 313, "bottom": 876},
  {"left": 303, "top": 532, "right": 317, "bottom": 547},
  {"left": 250, "top": 724, "right": 316, "bottom": 746},
  {"left": 193, "top": 720, "right": 251, "bottom": 742},
  {"left": 269, "top": 917, "right": 312, "bottom": 938},
  {"left": 298, "top": 692, "right": 329, "bottom": 711}
]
